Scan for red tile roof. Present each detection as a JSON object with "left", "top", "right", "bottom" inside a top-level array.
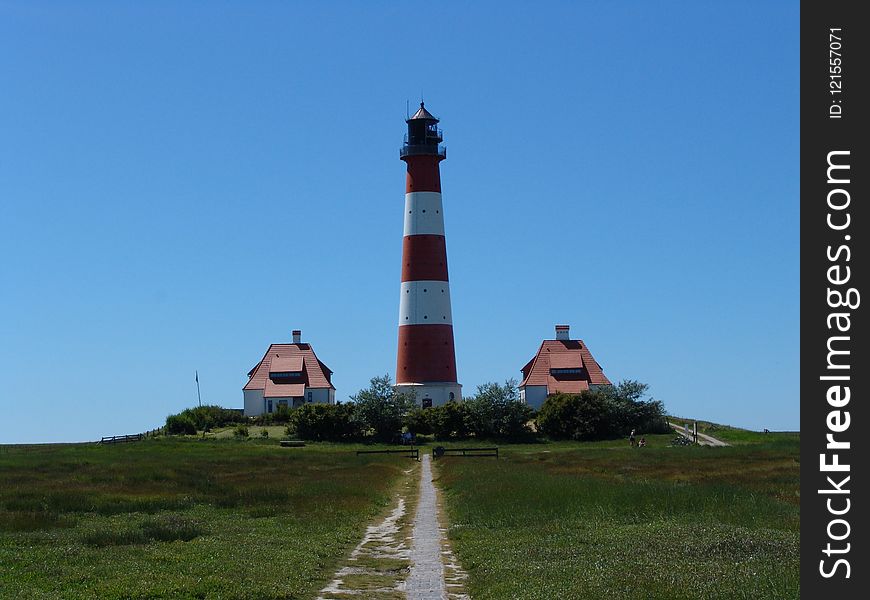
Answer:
[
  {"left": 264, "top": 381, "right": 305, "bottom": 398},
  {"left": 243, "top": 343, "right": 335, "bottom": 392},
  {"left": 270, "top": 355, "right": 303, "bottom": 373},
  {"left": 549, "top": 351, "right": 583, "bottom": 369},
  {"left": 519, "top": 338, "right": 611, "bottom": 394}
]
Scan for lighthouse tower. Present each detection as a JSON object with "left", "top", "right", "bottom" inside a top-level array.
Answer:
[{"left": 395, "top": 103, "right": 462, "bottom": 407}]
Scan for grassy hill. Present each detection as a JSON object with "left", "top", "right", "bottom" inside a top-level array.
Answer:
[{"left": 667, "top": 416, "right": 800, "bottom": 445}]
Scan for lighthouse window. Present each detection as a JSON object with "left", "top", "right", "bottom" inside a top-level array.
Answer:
[
  {"left": 422, "top": 209, "right": 426, "bottom": 213},
  {"left": 424, "top": 315, "right": 428, "bottom": 319}
]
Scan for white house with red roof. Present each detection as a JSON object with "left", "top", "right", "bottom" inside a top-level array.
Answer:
[
  {"left": 519, "top": 325, "right": 612, "bottom": 410},
  {"left": 242, "top": 330, "right": 336, "bottom": 416}
]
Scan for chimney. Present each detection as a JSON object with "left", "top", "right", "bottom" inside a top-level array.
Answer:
[
  {"left": 555, "top": 325, "right": 570, "bottom": 341},
  {"left": 292, "top": 330, "right": 302, "bottom": 344}
]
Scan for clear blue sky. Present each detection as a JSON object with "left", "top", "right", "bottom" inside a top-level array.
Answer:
[{"left": 0, "top": 1, "right": 799, "bottom": 443}]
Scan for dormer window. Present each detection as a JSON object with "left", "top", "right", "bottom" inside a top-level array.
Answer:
[
  {"left": 270, "top": 371, "right": 302, "bottom": 382},
  {"left": 550, "top": 368, "right": 582, "bottom": 375}
]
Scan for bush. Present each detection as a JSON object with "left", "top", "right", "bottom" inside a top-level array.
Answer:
[
  {"left": 292, "top": 403, "right": 360, "bottom": 441},
  {"left": 165, "top": 405, "right": 245, "bottom": 433},
  {"left": 260, "top": 429, "right": 269, "bottom": 438},
  {"left": 430, "top": 401, "right": 472, "bottom": 439},
  {"left": 405, "top": 408, "right": 434, "bottom": 436},
  {"left": 165, "top": 414, "right": 197, "bottom": 436},
  {"left": 537, "top": 392, "right": 608, "bottom": 440},
  {"left": 464, "top": 380, "right": 535, "bottom": 440},
  {"left": 351, "top": 375, "right": 415, "bottom": 442},
  {"left": 233, "top": 424, "right": 249, "bottom": 439},
  {"left": 537, "top": 380, "right": 667, "bottom": 441}
]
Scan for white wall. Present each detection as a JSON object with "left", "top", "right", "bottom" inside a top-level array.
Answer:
[
  {"left": 398, "top": 280, "right": 453, "bottom": 326},
  {"left": 403, "top": 192, "right": 445, "bottom": 236},
  {"left": 395, "top": 382, "right": 462, "bottom": 407},
  {"left": 244, "top": 390, "right": 265, "bottom": 416},
  {"left": 521, "top": 386, "right": 549, "bottom": 410},
  {"left": 308, "top": 387, "right": 333, "bottom": 404}
]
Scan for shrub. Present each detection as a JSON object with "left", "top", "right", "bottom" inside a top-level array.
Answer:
[
  {"left": 233, "top": 424, "right": 249, "bottom": 439},
  {"left": 165, "top": 405, "right": 245, "bottom": 433},
  {"left": 537, "top": 381, "right": 667, "bottom": 441},
  {"left": 351, "top": 375, "right": 415, "bottom": 442},
  {"left": 292, "top": 403, "right": 360, "bottom": 441},
  {"left": 405, "top": 408, "right": 434, "bottom": 435},
  {"left": 260, "top": 429, "right": 269, "bottom": 438},
  {"left": 165, "top": 414, "right": 197, "bottom": 436},
  {"left": 430, "top": 401, "right": 472, "bottom": 439},
  {"left": 464, "top": 380, "right": 535, "bottom": 440}
]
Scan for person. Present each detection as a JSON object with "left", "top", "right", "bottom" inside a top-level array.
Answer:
[
  {"left": 639, "top": 437, "right": 646, "bottom": 447},
  {"left": 629, "top": 428, "right": 636, "bottom": 447}
]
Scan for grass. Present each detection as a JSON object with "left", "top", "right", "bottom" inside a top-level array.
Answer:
[
  {"left": 435, "top": 434, "right": 799, "bottom": 600},
  {"left": 667, "top": 416, "right": 800, "bottom": 445},
  {"left": 0, "top": 438, "right": 412, "bottom": 599}
]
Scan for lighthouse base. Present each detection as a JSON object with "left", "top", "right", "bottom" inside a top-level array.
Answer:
[{"left": 394, "top": 382, "right": 462, "bottom": 407}]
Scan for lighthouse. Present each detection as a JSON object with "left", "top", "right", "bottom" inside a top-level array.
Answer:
[{"left": 395, "top": 103, "right": 462, "bottom": 407}]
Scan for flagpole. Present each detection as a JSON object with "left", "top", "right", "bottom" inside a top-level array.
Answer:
[{"left": 196, "top": 371, "right": 202, "bottom": 407}]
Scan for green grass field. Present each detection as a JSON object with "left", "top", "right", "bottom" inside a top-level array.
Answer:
[
  {"left": 1, "top": 428, "right": 800, "bottom": 599},
  {"left": 0, "top": 438, "right": 409, "bottom": 599},
  {"left": 435, "top": 434, "right": 800, "bottom": 600}
]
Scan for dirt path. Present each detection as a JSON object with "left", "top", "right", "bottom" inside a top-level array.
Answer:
[
  {"left": 669, "top": 422, "right": 730, "bottom": 447},
  {"left": 318, "top": 454, "right": 467, "bottom": 599},
  {"left": 406, "top": 453, "right": 468, "bottom": 599}
]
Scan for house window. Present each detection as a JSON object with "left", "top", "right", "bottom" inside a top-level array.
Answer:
[
  {"left": 449, "top": 392, "right": 455, "bottom": 401},
  {"left": 307, "top": 392, "right": 313, "bottom": 403},
  {"left": 270, "top": 371, "right": 302, "bottom": 382},
  {"left": 550, "top": 368, "right": 582, "bottom": 375},
  {"left": 278, "top": 399, "right": 288, "bottom": 407},
  {"left": 267, "top": 399, "right": 273, "bottom": 413}
]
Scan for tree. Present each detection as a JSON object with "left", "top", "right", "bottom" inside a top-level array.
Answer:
[
  {"left": 430, "top": 401, "right": 471, "bottom": 439},
  {"left": 464, "top": 379, "right": 535, "bottom": 439},
  {"left": 351, "top": 375, "right": 416, "bottom": 441},
  {"left": 537, "top": 380, "right": 668, "bottom": 440}
]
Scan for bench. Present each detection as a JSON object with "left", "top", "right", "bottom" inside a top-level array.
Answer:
[
  {"left": 432, "top": 446, "right": 498, "bottom": 459},
  {"left": 280, "top": 440, "right": 306, "bottom": 447}
]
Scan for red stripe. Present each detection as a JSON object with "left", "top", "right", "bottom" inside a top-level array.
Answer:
[
  {"left": 403, "top": 155, "right": 442, "bottom": 193},
  {"left": 396, "top": 324, "right": 457, "bottom": 383},
  {"left": 401, "top": 235, "right": 449, "bottom": 281}
]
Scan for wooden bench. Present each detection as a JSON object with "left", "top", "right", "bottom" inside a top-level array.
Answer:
[
  {"left": 280, "top": 440, "right": 306, "bottom": 447},
  {"left": 432, "top": 446, "right": 498, "bottom": 459}
]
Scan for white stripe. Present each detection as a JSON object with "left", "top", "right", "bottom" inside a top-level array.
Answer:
[
  {"left": 398, "top": 281, "right": 453, "bottom": 326},
  {"left": 403, "top": 192, "right": 445, "bottom": 236}
]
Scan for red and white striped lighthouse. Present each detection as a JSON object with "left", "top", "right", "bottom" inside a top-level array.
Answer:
[{"left": 395, "top": 102, "right": 462, "bottom": 407}]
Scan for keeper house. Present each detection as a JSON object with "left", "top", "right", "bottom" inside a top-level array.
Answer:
[
  {"left": 242, "top": 330, "right": 336, "bottom": 416},
  {"left": 519, "top": 325, "right": 612, "bottom": 410}
]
